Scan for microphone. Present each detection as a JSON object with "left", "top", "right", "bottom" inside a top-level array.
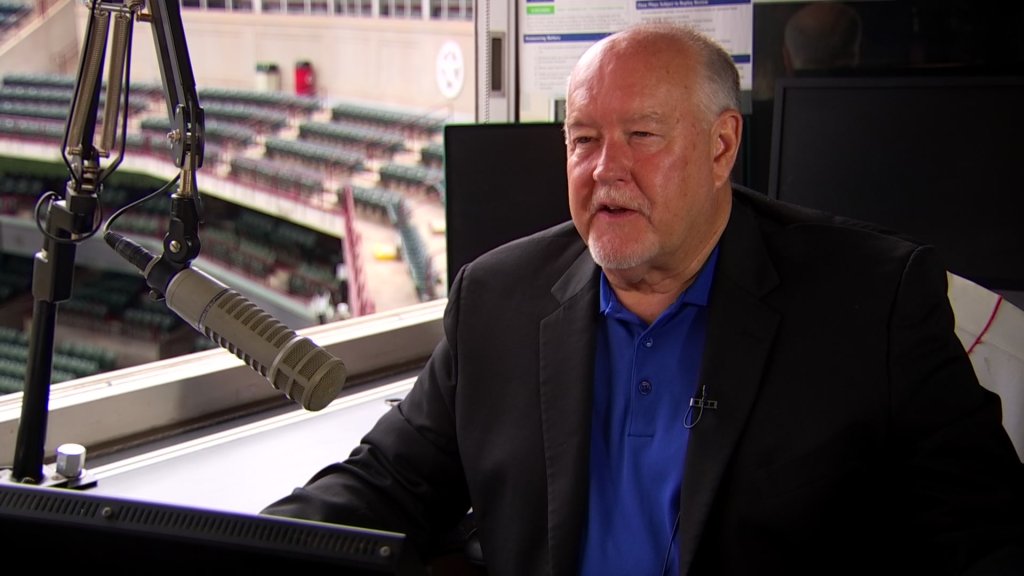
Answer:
[
  {"left": 104, "top": 230, "right": 347, "bottom": 411},
  {"left": 683, "top": 385, "right": 717, "bottom": 429}
]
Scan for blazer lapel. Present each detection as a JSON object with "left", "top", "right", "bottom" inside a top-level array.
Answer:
[
  {"left": 539, "top": 249, "right": 600, "bottom": 576},
  {"left": 677, "top": 197, "right": 781, "bottom": 574}
]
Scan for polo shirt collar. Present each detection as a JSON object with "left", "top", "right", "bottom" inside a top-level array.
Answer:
[{"left": 598, "top": 245, "right": 720, "bottom": 320}]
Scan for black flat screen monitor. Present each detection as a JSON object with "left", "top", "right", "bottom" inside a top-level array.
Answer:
[
  {"left": 0, "top": 482, "right": 424, "bottom": 574},
  {"left": 444, "top": 122, "right": 571, "bottom": 289},
  {"left": 768, "top": 75, "right": 1024, "bottom": 291}
]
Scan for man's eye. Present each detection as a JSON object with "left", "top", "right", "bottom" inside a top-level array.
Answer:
[{"left": 632, "top": 131, "right": 654, "bottom": 138}]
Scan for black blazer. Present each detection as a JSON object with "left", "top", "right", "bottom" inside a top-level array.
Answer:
[{"left": 264, "top": 187, "right": 1024, "bottom": 575}]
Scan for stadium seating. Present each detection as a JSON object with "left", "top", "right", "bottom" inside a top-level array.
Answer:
[
  {"left": 198, "top": 87, "right": 320, "bottom": 116},
  {"left": 0, "top": 70, "right": 449, "bottom": 352},
  {"left": 297, "top": 121, "right": 407, "bottom": 159},
  {"left": 419, "top": 141, "right": 444, "bottom": 168},
  {"left": 330, "top": 102, "right": 444, "bottom": 139},
  {"left": 229, "top": 155, "right": 324, "bottom": 196},
  {"left": 377, "top": 162, "right": 444, "bottom": 197},
  {"left": 202, "top": 102, "right": 290, "bottom": 133},
  {"left": 263, "top": 136, "right": 365, "bottom": 174},
  {"left": 0, "top": 1, "right": 29, "bottom": 37}
]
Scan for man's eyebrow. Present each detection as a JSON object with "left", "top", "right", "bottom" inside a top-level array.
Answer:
[
  {"left": 563, "top": 118, "right": 593, "bottom": 133},
  {"left": 563, "top": 111, "right": 670, "bottom": 134}
]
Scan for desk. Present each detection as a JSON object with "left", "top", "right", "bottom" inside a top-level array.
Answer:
[{"left": 86, "top": 375, "right": 414, "bottom": 514}]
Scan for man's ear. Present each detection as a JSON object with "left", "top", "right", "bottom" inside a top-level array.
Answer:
[{"left": 711, "top": 110, "right": 743, "bottom": 188}]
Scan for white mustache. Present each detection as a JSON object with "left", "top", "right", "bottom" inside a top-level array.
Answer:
[{"left": 589, "top": 186, "right": 650, "bottom": 217}]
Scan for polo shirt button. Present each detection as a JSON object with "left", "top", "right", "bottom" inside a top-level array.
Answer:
[
  {"left": 643, "top": 338, "right": 654, "bottom": 348},
  {"left": 638, "top": 380, "right": 653, "bottom": 395}
]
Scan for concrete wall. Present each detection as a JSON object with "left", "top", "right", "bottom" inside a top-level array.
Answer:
[
  {"left": 125, "top": 9, "right": 475, "bottom": 119},
  {"left": 0, "top": 0, "right": 80, "bottom": 76},
  {"left": 0, "top": 2, "right": 474, "bottom": 119}
]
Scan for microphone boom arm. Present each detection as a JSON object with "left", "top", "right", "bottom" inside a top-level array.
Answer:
[
  {"left": 145, "top": 0, "right": 205, "bottom": 272},
  {"left": 10, "top": 0, "right": 205, "bottom": 484}
]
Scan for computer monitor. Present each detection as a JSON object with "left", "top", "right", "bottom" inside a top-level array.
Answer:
[
  {"left": 443, "top": 122, "right": 571, "bottom": 289},
  {"left": 768, "top": 75, "right": 1024, "bottom": 292},
  {"left": 0, "top": 482, "right": 424, "bottom": 574}
]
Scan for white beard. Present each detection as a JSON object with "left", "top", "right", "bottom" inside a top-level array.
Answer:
[
  {"left": 587, "top": 231, "right": 658, "bottom": 270},
  {"left": 583, "top": 185, "right": 656, "bottom": 269}
]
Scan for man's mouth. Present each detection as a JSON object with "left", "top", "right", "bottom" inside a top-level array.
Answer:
[{"left": 598, "top": 203, "right": 635, "bottom": 215}]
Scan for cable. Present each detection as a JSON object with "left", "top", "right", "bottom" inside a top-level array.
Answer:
[
  {"left": 967, "top": 295, "right": 1004, "bottom": 355},
  {"left": 40, "top": 0, "right": 137, "bottom": 245},
  {"left": 660, "top": 511, "right": 681, "bottom": 576},
  {"left": 33, "top": 190, "right": 103, "bottom": 245},
  {"left": 102, "top": 174, "right": 181, "bottom": 234}
]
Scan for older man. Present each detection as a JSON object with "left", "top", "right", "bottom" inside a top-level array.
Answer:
[{"left": 264, "top": 23, "right": 1024, "bottom": 576}]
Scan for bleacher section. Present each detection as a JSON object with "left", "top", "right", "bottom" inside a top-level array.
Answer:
[
  {"left": 0, "top": 79, "right": 154, "bottom": 117},
  {"left": 350, "top": 185, "right": 434, "bottom": 302},
  {"left": 201, "top": 199, "right": 347, "bottom": 302},
  {"left": 392, "top": 199, "right": 435, "bottom": 301},
  {"left": 330, "top": 102, "right": 445, "bottom": 140},
  {"left": 0, "top": 100, "right": 67, "bottom": 122},
  {"left": 297, "top": 121, "right": 406, "bottom": 160},
  {"left": 201, "top": 102, "right": 290, "bottom": 133},
  {"left": 0, "top": 116, "right": 63, "bottom": 144},
  {"left": 141, "top": 117, "right": 257, "bottom": 150},
  {"left": 197, "top": 87, "right": 320, "bottom": 116},
  {"left": 0, "top": 258, "right": 179, "bottom": 394},
  {"left": 351, "top": 185, "right": 403, "bottom": 221},
  {"left": 0, "top": 170, "right": 54, "bottom": 215},
  {"left": 229, "top": 155, "right": 325, "bottom": 197},
  {"left": 378, "top": 162, "right": 444, "bottom": 199},
  {"left": 0, "top": 1, "right": 30, "bottom": 39},
  {"left": 263, "top": 137, "right": 365, "bottom": 175},
  {"left": 0, "top": 73, "right": 165, "bottom": 98},
  {"left": 58, "top": 268, "right": 187, "bottom": 341},
  {"left": 0, "top": 73, "right": 162, "bottom": 149},
  {"left": 0, "top": 251, "right": 31, "bottom": 305},
  {"left": 0, "top": 73, "right": 451, "bottom": 394},
  {"left": 420, "top": 141, "right": 444, "bottom": 169}
]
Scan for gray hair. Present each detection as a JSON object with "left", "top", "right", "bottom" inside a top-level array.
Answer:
[
  {"left": 625, "top": 22, "right": 741, "bottom": 121},
  {"left": 565, "top": 23, "right": 741, "bottom": 130}
]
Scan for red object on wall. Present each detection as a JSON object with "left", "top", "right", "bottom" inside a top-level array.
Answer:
[{"left": 295, "top": 61, "right": 316, "bottom": 96}]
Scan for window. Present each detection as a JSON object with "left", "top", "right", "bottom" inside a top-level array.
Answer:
[
  {"left": 378, "top": 0, "right": 420, "bottom": 19},
  {"left": 0, "top": 0, "right": 473, "bottom": 461},
  {"left": 430, "top": 0, "right": 470, "bottom": 20}
]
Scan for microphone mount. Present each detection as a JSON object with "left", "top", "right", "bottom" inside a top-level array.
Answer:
[{"left": 7, "top": 0, "right": 205, "bottom": 485}]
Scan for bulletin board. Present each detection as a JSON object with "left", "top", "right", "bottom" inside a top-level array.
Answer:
[{"left": 518, "top": 0, "right": 753, "bottom": 121}]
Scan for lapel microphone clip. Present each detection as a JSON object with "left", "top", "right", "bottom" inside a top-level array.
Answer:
[{"left": 684, "top": 385, "right": 718, "bottom": 429}]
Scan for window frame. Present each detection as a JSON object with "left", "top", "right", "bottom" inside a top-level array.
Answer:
[{"left": 0, "top": 299, "right": 444, "bottom": 466}]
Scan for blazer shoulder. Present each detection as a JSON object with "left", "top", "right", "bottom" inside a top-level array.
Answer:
[
  {"left": 459, "top": 221, "right": 587, "bottom": 282},
  {"left": 734, "top": 185, "right": 928, "bottom": 257}
]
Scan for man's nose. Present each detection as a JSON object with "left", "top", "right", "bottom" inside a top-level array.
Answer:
[{"left": 592, "top": 136, "right": 631, "bottom": 183}]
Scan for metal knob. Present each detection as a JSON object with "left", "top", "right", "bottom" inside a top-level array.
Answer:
[{"left": 55, "top": 443, "right": 87, "bottom": 479}]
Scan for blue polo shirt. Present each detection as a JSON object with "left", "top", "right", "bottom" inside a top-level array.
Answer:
[{"left": 578, "top": 247, "right": 718, "bottom": 576}]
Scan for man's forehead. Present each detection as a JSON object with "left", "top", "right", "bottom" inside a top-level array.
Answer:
[{"left": 572, "top": 39, "right": 693, "bottom": 87}]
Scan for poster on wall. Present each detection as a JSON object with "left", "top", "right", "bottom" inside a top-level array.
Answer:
[{"left": 519, "top": 0, "right": 752, "bottom": 122}]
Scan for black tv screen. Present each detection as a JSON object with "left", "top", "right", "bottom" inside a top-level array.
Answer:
[
  {"left": 768, "top": 75, "right": 1024, "bottom": 291},
  {"left": 443, "top": 123, "right": 571, "bottom": 288}
]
